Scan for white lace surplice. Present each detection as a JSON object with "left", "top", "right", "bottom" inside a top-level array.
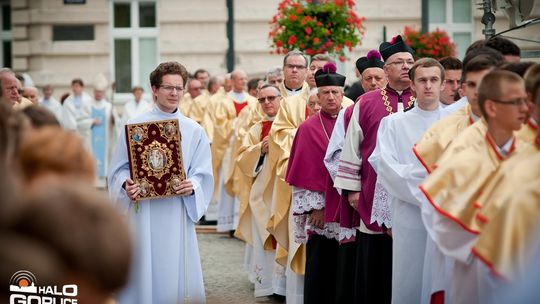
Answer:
[
  {"left": 371, "top": 179, "right": 393, "bottom": 228},
  {"left": 292, "top": 187, "right": 339, "bottom": 243}
]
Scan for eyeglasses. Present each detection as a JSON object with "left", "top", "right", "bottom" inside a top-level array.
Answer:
[
  {"left": 387, "top": 60, "right": 415, "bottom": 67},
  {"left": 491, "top": 98, "right": 528, "bottom": 106},
  {"left": 159, "top": 85, "right": 184, "bottom": 93},
  {"left": 285, "top": 64, "right": 307, "bottom": 70},
  {"left": 258, "top": 95, "right": 280, "bottom": 103}
]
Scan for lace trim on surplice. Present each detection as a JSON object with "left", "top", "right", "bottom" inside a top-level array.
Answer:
[{"left": 370, "top": 180, "right": 393, "bottom": 228}]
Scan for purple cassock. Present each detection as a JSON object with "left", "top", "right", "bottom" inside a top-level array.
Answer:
[
  {"left": 286, "top": 110, "right": 338, "bottom": 236},
  {"left": 325, "top": 104, "right": 357, "bottom": 243},
  {"left": 354, "top": 86, "right": 414, "bottom": 232}
]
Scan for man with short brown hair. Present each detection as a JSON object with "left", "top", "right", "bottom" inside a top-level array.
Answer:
[
  {"left": 420, "top": 70, "right": 529, "bottom": 304},
  {"left": 439, "top": 56, "right": 463, "bottom": 106},
  {"left": 108, "top": 61, "right": 213, "bottom": 304},
  {"left": 370, "top": 58, "right": 446, "bottom": 304}
]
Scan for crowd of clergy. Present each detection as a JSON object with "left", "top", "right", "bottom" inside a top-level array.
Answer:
[
  {"left": 1, "top": 32, "right": 540, "bottom": 304},
  {"left": 185, "top": 35, "right": 540, "bottom": 304}
]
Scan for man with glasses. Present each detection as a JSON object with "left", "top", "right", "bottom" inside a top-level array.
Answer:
[
  {"left": 286, "top": 64, "right": 346, "bottom": 304},
  {"left": 420, "top": 70, "right": 529, "bottom": 304},
  {"left": 472, "top": 75, "right": 540, "bottom": 303},
  {"left": 439, "top": 57, "right": 463, "bottom": 107},
  {"left": 412, "top": 55, "right": 501, "bottom": 303},
  {"left": 335, "top": 35, "right": 414, "bottom": 304},
  {"left": 108, "top": 61, "right": 213, "bottom": 304},
  {"left": 278, "top": 50, "right": 310, "bottom": 98},
  {"left": 236, "top": 84, "right": 286, "bottom": 300},
  {"left": 268, "top": 52, "right": 353, "bottom": 303}
]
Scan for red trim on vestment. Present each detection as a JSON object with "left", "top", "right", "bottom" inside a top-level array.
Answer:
[
  {"left": 413, "top": 144, "right": 432, "bottom": 174},
  {"left": 485, "top": 133, "right": 516, "bottom": 161},
  {"left": 471, "top": 247, "right": 509, "bottom": 282},
  {"left": 419, "top": 185, "right": 480, "bottom": 235},
  {"left": 475, "top": 213, "right": 488, "bottom": 223}
]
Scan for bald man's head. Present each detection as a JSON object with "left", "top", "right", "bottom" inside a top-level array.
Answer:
[{"left": 231, "top": 70, "right": 247, "bottom": 93}]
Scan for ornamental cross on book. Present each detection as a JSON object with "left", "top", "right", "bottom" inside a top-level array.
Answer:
[{"left": 125, "top": 119, "right": 186, "bottom": 200}]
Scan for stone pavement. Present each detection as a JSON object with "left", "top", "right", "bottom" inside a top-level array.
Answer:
[{"left": 198, "top": 231, "right": 283, "bottom": 304}]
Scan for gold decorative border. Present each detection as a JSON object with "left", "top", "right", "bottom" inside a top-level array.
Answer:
[{"left": 125, "top": 119, "right": 187, "bottom": 201}]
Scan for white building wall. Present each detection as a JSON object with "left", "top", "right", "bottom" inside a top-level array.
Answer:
[{"left": 8, "top": 0, "right": 540, "bottom": 99}]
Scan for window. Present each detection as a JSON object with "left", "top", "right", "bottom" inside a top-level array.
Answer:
[
  {"left": 53, "top": 25, "right": 94, "bottom": 41},
  {"left": 111, "top": 1, "right": 158, "bottom": 95},
  {"left": 429, "top": 0, "right": 473, "bottom": 59},
  {"left": 0, "top": 1, "right": 11, "bottom": 67}
]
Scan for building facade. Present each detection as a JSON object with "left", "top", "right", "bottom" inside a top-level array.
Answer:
[{"left": 3, "top": 0, "right": 539, "bottom": 103}]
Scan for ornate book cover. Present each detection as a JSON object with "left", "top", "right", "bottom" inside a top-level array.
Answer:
[{"left": 125, "top": 119, "right": 186, "bottom": 200}]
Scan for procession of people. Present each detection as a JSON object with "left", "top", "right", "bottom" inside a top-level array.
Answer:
[{"left": 1, "top": 30, "right": 540, "bottom": 304}]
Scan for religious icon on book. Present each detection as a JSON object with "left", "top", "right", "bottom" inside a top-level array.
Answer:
[
  {"left": 148, "top": 147, "right": 166, "bottom": 171},
  {"left": 125, "top": 119, "right": 186, "bottom": 200},
  {"left": 139, "top": 179, "right": 151, "bottom": 196},
  {"left": 131, "top": 127, "right": 144, "bottom": 142},
  {"left": 163, "top": 122, "right": 177, "bottom": 138}
]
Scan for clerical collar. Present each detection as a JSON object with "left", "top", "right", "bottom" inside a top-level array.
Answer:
[
  {"left": 265, "top": 115, "right": 276, "bottom": 121},
  {"left": 320, "top": 110, "right": 338, "bottom": 119},
  {"left": 415, "top": 102, "right": 440, "bottom": 114},
  {"left": 386, "top": 85, "right": 409, "bottom": 96},
  {"left": 229, "top": 91, "right": 246, "bottom": 102},
  {"left": 498, "top": 137, "right": 515, "bottom": 156},
  {"left": 154, "top": 104, "right": 178, "bottom": 115},
  {"left": 471, "top": 112, "right": 481, "bottom": 122},
  {"left": 285, "top": 84, "right": 303, "bottom": 92}
]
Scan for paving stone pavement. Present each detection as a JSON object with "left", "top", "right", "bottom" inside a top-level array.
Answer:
[{"left": 198, "top": 232, "right": 283, "bottom": 304}]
